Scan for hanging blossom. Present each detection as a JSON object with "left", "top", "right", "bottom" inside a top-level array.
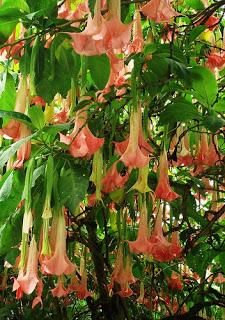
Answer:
[
  {"left": 126, "top": 10, "right": 144, "bottom": 54},
  {"left": 109, "top": 246, "right": 136, "bottom": 297},
  {"left": 69, "top": 0, "right": 132, "bottom": 56},
  {"left": 148, "top": 205, "right": 182, "bottom": 262},
  {"left": 141, "top": 0, "right": 179, "bottom": 23},
  {"left": 206, "top": 28, "right": 225, "bottom": 71},
  {"left": 60, "top": 105, "right": 104, "bottom": 158},
  {"left": 116, "top": 105, "right": 153, "bottom": 169},
  {"left": 13, "top": 124, "right": 32, "bottom": 169},
  {"left": 0, "top": 76, "right": 27, "bottom": 139},
  {"left": 128, "top": 200, "right": 152, "bottom": 255},
  {"left": 51, "top": 277, "right": 68, "bottom": 298},
  {"left": 101, "top": 160, "right": 129, "bottom": 193},
  {"left": 154, "top": 148, "right": 180, "bottom": 202},
  {"left": 68, "top": 255, "right": 92, "bottom": 300},
  {"left": 42, "top": 209, "right": 76, "bottom": 276},
  {"left": 13, "top": 236, "right": 39, "bottom": 297}
]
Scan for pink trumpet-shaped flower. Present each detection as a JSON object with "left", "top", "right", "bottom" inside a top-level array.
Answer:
[
  {"left": 42, "top": 210, "right": 75, "bottom": 276},
  {"left": 127, "top": 10, "right": 144, "bottom": 54},
  {"left": 166, "top": 272, "right": 183, "bottom": 291},
  {"left": 141, "top": 0, "right": 179, "bottom": 23},
  {"left": 154, "top": 148, "right": 180, "bottom": 202},
  {"left": 51, "top": 278, "right": 68, "bottom": 298},
  {"left": 110, "top": 246, "right": 136, "bottom": 297},
  {"left": 75, "top": 268, "right": 92, "bottom": 300},
  {"left": 214, "top": 273, "right": 225, "bottom": 284},
  {"left": 101, "top": 161, "right": 129, "bottom": 193},
  {"left": 148, "top": 206, "right": 181, "bottom": 261},
  {"left": 0, "top": 77, "right": 27, "bottom": 139},
  {"left": 102, "top": 0, "right": 132, "bottom": 53},
  {"left": 128, "top": 201, "right": 152, "bottom": 255},
  {"left": 12, "top": 269, "right": 24, "bottom": 300},
  {"left": 206, "top": 135, "right": 220, "bottom": 166},
  {"left": 17, "top": 236, "right": 39, "bottom": 295},
  {"left": 119, "top": 107, "right": 150, "bottom": 169},
  {"left": 60, "top": 106, "right": 104, "bottom": 158},
  {"left": 13, "top": 124, "right": 31, "bottom": 169},
  {"left": 32, "top": 280, "right": 43, "bottom": 309},
  {"left": 68, "top": 0, "right": 107, "bottom": 56}
]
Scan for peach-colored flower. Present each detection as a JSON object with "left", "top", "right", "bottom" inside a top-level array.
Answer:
[
  {"left": 154, "top": 148, "right": 180, "bottom": 202},
  {"left": 118, "top": 106, "right": 151, "bottom": 169},
  {"left": 148, "top": 206, "right": 181, "bottom": 261},
  {"left": 60, "top": 106, "right": 104, "bottom": 158},
  {"left": 0, "top": 77, "right": 27, "bottom": 139},
  {"left": 13, "top": 124, "right": 31, "bottom": 169},
  {"left": 102, "top": 161, "right": 129, "bottom": 193},
  {"left": 51, "top": 278, "right": 68, "bottom": 298},
  {"left": 128, "top": 201, "right": 152, "bottom": 255},
  {"left": 32, "top": 280, "right": 43, "bottom": 309},
  {"left": 110, "top": 246, "right": 136, "bottom": 297},
  {"left": 68, "top": 0, "right": 107, "bottom": 55},
  {"left": 166, "top": 271, "right": 183, "bottom": 291},
  {"left": 17, "top": 236, "right": 39, "bottom": 295},
  {"left": 141, "top": 0, "right": 179, "bottom": 23},
  {"left": 127, "top": 10, "right": 144, "bottom": 54},
  {"left": 42, "top": 210, "right": 75, "bottom": 276}
]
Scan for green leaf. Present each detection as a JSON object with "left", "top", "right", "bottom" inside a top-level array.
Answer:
[
  {"left": 185, "top": 0, "right": 205, "bottom": 10},
  {"left": 219, "top": 252, "right": 225, "bottom": 273},
  {"left": 59, "top": 165, "right": 89, "bottom": 213},
  {"left": 0, "top": 0, "right": 29, "bottom": 42},
  {"left": 202, "top": 111, "right": 225, "bottom": 133},
  {"left": 87, "top": 54, "right": 110, "bottom": 90},
  {"left": 0, "top": 209, "right": 23, "bottom": 255},
  {"left": 159, "top": 102, "right": 201, "bottom": 125},
  {"left": 189, "top": 25, "right": 206, "bottom": 42},
  {"left": 88, "top": 0, "right": 96, "bottom": 17},
  {"left": 26, "top": 0, "right": 57, "bottom": 17},
  {"left": 0, "top": 170, "right": 24, "bottom": 225},
  {"left": 0, "top": 133, "right": 34, "bottom": 170},
  {"left": 0, "top": 73, "right": 16, "bottom": 112},
  {"left": 0, "top": 109, "right": 32, "bottom": 127},
  {"left": 213, "top": 100, "right": 225, "bottom": 113},
  {"left": 28, "top": 105, "right": 45, "bottom": 129},
  {"left": 5, "top": 247, "right": 20, "bottom": 265},
  {"left": 190, "top": 66, "right": 218, "bottom": 107}
]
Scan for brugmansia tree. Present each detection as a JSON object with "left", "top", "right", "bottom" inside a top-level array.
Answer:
[{"left": 0, "top": 0, "right": 224, "bottom": 319}]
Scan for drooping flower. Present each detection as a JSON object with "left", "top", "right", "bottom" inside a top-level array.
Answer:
[
  {"left": 32, "top": 280, "right": 43, "bottom": 309},
  {"left": 101, "top": 161, "right": 129, "bottom": 193},
  {"left": 166, "top": 271, "right": 183, "bottom": 291},
  {"left": 0, "top": 77, "right": 27, "bottom": 139},
  {"left": 214, "top": 273, "right": 225, "bottom": 284},
  {"left": 148, "top": 206, "right": 181, "bottom": 262},
  {"left": 13, "top": 124, "right": 31, "bottom": 169},
  {"left": 141, "top": 0, "right": 179, "bottom": 23},
  {"left": 206, "top": 135, "right": 220, "bottom": 166},
  {"left": 127, "top": 10, "right": 144, "bottom": 54},
  {"left": 42, "top": 209, "right": 75, "bottom": 276},
  {"left": 128, "top": 201, "right": 152, "bottom": 255},
  {"left": 51, "top": 277, "right": 68, "bottom": 298},
  {"left": 154, "top": 148, "right": 180, "bottom": 202},
  {"left": 17, "top": 236, "right": 39, "bottom": 295},
  {"left": 68, "top": 0, "right": 107, "bottom": 56},
  {"left": 118, "top": 106, "right": 151, "bottom": 169},
  {"left": 74, "top": 257, "right": 92, "bottom": 300},
  {"left": 103, "top": 0, "right": 132, "bottom": 53},
  {"left": 60, "top": 106, "right": 104, "bottom": 158},
  {"left": 110, "top": 246, "right": 136, "bottom": 297}
]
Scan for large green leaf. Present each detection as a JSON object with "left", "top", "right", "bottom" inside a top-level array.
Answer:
[
  {"left": 87, "top": 54, "right": 110, "bottom": 90},
  {"left": 190, "top": 66, "right": 218, "bottom": 107},
  {"left": 159, "top": 101, "right": 201, "bottom": 124},
  {"left": 59, "top": 165, "right": 89, "bottom": 213},
  {"left": 0, "top": 0, "right": 29, "bottom": 42},
  {"left": 0, "top": 170, "right": 24, "bottom": 225},
  {"left": 28, "top": 105, "right": 45, "bottom": 129},
  {"left": 202, "top": 111, "right": 225, "bottom": 133},
  {"left": 0, "top": 110, "right": 32, "bottom": 127},
  {"left": 0, "top": 209, "right": 23, "bottom": 255},
  {"left": 26, "top": 0, "right": 57, "bottom": 17},
  {"left": 0, "top": 73, "right": 16, "bottom": 111}
]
